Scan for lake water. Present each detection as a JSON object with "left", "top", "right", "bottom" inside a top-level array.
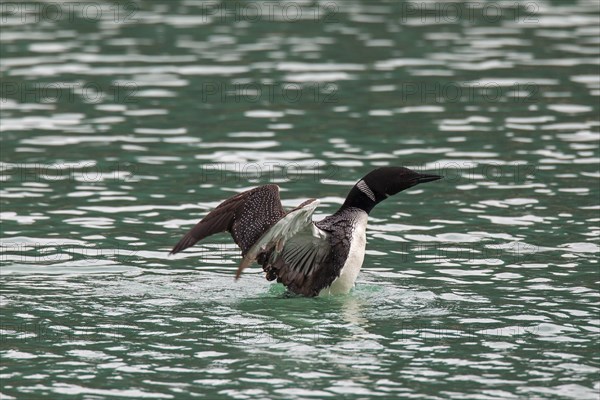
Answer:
[{"left": 1, "top": 1, "right": 599, "bottom": 399}]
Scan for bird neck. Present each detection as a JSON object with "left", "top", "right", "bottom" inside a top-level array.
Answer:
[{"left": 339, "top": 186, "right": 378, "bottom": 214}]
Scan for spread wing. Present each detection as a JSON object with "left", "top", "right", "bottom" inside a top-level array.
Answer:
[
  {"left": 170, "top": 184, "right": 285, "bottom": 255},
  {"left": 237, "top": 199, "right": 335, "bottom": 296}
]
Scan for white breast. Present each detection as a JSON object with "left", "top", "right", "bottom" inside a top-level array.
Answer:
[{"left": 319, "top": 211, "right": 368, "bottom": 296}]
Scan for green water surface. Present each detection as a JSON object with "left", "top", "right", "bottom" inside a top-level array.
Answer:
[{"left": 1, "top": 1, "right": 599, "bottom": 399}]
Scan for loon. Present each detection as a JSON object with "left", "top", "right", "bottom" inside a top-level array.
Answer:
[{"left": 170, "top": 166, "right": 442, "bottom": 297}]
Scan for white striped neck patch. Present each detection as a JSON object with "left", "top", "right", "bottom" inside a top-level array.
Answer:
[{"left": 356, "top": 180, "right": 376, "bottom": 201}]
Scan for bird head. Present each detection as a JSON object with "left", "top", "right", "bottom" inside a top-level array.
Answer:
[{"left": 343, "top": 166, "right": 442, "bottom": 213}]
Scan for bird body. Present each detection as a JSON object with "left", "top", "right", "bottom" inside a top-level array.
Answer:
[
  {"left": 318, "top": 209, "right": 368, "bottom": 296},
  {"left": 170, "top": 167, "right": 442, "bottom": 297}
]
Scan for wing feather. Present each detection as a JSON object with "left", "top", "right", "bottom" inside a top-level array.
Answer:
[
  {"left": 170, "top": 185, "right": 285, "bottom": 255},
  {"left": 235, "top": 199, "right": 321, "bottom": 276},
  {"left": 172, "top": 187, "right": 340, "bottom": 296},
  {"left": 237, "top": 200, "right": 335, "bottom": 296}
]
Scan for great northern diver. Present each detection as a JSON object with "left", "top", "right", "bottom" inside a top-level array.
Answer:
[{"left": 170, "top": 166, "right": 442, "bottom": 297}]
